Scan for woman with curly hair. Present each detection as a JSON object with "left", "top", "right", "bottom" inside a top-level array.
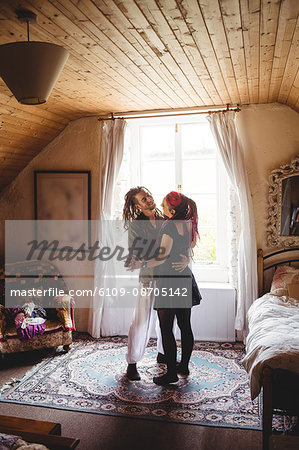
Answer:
[{"left": 129, "top": 191, "right": 200, "bottom": 385}]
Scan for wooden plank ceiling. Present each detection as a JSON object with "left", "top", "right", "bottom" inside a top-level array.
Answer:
[{"left": 0, "top": 0, "right": 299, "bottom": 191}]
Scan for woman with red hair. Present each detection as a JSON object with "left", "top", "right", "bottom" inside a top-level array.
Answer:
[{"left": 129, "top": 191, "right": 200, "bottom": 385}]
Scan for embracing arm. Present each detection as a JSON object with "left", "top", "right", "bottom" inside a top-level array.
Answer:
[
  {"left": 172, "top": 254, "right": 189, "bottom": 272},
  {"left": 146, "top": 234, "right": 173, "bottom": 268},
  {"left": 128, "top": 234, "right": 173, "bottom": 270},
  {"left": 128, "top": 220, "right": 141, "bottom": 252},
  {"left": 125, "top": 220, "right": 142, "bottom": 267},
  {"left": 172, "top": 223, "right": 197, "bottom": 272}
]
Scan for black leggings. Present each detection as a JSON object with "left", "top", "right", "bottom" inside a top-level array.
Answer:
[{"left": 157, "top": 308, "right": 194, "bottom": 374}]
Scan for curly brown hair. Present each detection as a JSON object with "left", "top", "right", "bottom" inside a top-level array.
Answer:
[{"left": 123, "top": 186, "right": 152, "bottom": 229}]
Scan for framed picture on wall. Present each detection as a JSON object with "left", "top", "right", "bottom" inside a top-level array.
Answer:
[{"left": 34, "top": 171, "right": 91, "bottom": 249}]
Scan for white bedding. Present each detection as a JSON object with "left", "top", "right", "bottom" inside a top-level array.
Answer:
[{"left": 242, "top": 293, "right": 299, "bottom": 399}]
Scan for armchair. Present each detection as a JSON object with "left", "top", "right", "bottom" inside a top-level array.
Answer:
[{"left": 0, "top": 260, "right": 75, "bottom": 356}]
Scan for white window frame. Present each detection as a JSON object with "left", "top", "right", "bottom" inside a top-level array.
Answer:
[{"left": 123, "top": 115, "right": 230, "bottom": 282}]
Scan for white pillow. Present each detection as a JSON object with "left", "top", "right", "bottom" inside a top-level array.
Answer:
[{"left": 270, "top": 265, "right": 299, "bottom": 296}]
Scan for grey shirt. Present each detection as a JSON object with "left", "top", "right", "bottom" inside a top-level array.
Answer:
[{"left": 128, "top": 212, "right": 164, "bottom": 283}]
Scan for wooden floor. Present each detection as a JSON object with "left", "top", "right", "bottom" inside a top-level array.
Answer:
[{"left": 0, "top": 349, "right": 262, "bottom": 450}]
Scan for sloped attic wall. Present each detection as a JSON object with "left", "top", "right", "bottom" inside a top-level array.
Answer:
[{"left": 0, "top": 116, "right": 102, "bottom": 331}]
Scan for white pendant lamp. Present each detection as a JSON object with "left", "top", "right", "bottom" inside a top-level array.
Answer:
[{"left": 0, "top": 9, "right": 69, "bottom": 105}]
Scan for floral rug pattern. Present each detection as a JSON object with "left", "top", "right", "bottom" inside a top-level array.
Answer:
[{"left": 0, "top": 336, "right": 262, "bottom": 429}]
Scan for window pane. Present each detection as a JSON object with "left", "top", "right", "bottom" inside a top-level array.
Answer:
[
  {"left": 182, "top": 160, "right": 216, "bottom": 194},
  {"left": 141, "top": 161, "right": 175, "bottom": 195},
  {"left": 140, "top": 125, "right": 175, "bottom": 160},
  {"left": 181, "top": 123, "right": 216, "bottom": 158},
  {"left": 192, "top": 195, "right": 217, "bottom": 227},
  {"left": 114, "top": 118, "right": 229, "bottom": 276},
  {"left": 193, "top": 229, "right": 217, "bottom": 264}
]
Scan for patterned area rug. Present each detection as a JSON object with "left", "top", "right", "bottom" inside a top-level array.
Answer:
[{"left": 0, "top": 336, "right": 261, "bottom": 430}]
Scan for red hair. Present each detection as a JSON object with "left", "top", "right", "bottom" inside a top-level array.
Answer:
[
  {"left": 165, "top": 191, "right": 199, "bottom": 242},
  {"left": 166, "top": 191, "right": 181, "bottom": 207}
]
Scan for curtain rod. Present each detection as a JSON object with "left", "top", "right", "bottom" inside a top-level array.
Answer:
[{"left": 98, "top": 104, "right": 241, "bottom": 121}]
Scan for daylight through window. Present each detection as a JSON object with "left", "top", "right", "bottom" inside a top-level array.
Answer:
[{"left": 113, "top": 116, "right": 230, "bottom": 282}]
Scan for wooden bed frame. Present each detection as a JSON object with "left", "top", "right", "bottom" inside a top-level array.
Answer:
[{"left": 257, "top": 248, "right": 299, "bottom": 450}]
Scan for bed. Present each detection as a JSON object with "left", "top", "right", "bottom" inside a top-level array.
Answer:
[{"left": 242, "top": 248, "right": 299, "bottom": 450}]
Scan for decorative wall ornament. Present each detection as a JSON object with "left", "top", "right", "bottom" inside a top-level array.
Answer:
[
  {"left": 34, "top": 171, "right": 91, "bottom": 249},
  {"left": 267, "top": 155, "right": 299, "bottom": 247}
]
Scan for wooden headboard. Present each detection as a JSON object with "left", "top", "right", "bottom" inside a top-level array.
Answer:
[{"left": 257, "top": 247, "right": 299, "bottom": 297}]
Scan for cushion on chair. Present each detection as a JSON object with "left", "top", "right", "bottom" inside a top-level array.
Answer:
[
  {"left": 0, "top": 261, "right": 74, "bottom": 353},
  {"left": 0, "top": 305, "right": 8, "bottom": 339}
]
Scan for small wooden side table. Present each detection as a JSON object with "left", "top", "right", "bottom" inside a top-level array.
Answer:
[
  {"left": 0, "top": 414, "right": 61, "bottom": 435},
  {"left": 269, "top": 435, "right": 299, "bottom": 450}
]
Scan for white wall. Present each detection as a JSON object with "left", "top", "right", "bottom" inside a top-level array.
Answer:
[{"left": 236, "top": 103, "right": 299, "bottom": 253}]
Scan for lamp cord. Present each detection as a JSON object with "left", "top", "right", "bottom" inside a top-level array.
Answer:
[{"left": 27, "top": 20, "right": 30, "bottom": 42}]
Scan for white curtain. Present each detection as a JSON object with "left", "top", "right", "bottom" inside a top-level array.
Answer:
[
  {"left": 208, "top": 111, "right": 258, "bottom": 337},
  {"left": 88, "top": 118, "right": 126, "bottom": 338}
]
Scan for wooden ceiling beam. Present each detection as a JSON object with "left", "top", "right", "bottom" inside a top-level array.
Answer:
[
  {"left": 268, "top": 0, "right": 299, "bottom": 102},
  {"left": 259, "top": 0, "right": 281, "bottom": 103},
  {"left": 239, "top": 0, "right": 260, "bottom": 104},
  {"left": 199, "top": 0, "right": 241, "bottom": 104},
  {"left": 278, "top": 15, "right": 299, "bottom": 103},
  {"left": 0, "top": 0, "right": 298, "bottom": 191}
]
